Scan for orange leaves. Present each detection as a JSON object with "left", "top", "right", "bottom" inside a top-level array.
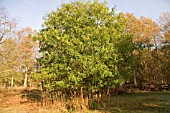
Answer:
[
  {"left": 124, "top": 13, "right": 160, "bottom": 45},
  {"left": 17, "top": 26, "right": 35, "bottom": 41},
  {"left": 17, "top": 27, "right": 38, "bottom": 64}
]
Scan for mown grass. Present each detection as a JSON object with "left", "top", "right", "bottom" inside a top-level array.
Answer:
[
  {"left": 101, "top": 91, "right": 170, "bottom": 113},
  {"left": 0, "top": 88, "right": 169, "bottom": 113}
]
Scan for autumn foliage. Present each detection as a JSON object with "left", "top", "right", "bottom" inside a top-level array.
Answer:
[{"left": 0, "top": 1, "right": 169, "bottom": 111}]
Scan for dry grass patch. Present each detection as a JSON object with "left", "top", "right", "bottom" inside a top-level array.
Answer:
[{"left": 0, "top": 88, "right": 170, "bottom": 113}]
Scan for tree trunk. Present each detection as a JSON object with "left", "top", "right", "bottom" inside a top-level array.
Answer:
[
  {"left": 11, "top": 76, "right": 14, "bottom": 87},
  {"left": 24, "top": 73, "right": 28, "bottom": 87},
  {"left": 133, "top": 70, "right": 137, "bottom": 85},
  {"left": 29, "top": 79, "right": 32, "bottom": 88},
  {"left": 24, "top": 65, "right": 28, "bottom": 87},
  {"left": 131, "top": 51, "right": 137, "bottom": 86}
]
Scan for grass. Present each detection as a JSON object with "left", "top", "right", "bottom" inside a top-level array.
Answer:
[
  {"left": 0, "top": 88, "right": 170, "bottom": 113},
  {"left": 101, "top": 91, "right": 170, "bottom": 113}
]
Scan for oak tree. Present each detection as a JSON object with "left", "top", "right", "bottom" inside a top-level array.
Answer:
[{"left": 35, "top": 1, "right": 133, "bottom": 96}]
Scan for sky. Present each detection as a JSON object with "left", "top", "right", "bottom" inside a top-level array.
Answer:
[{"left": 0, "top": 0, "right": 170, "bottom": 30}]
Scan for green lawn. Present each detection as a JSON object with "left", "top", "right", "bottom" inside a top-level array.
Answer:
[{"left": 101, "top": 91, "right": 170, "bottom": 113}]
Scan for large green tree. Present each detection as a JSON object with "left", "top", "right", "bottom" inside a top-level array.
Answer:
[{"left": 35, "top": 1, "right": 133, "bottom": 94}]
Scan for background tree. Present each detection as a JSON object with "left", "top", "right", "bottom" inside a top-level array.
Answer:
[
  {"left": 17, "top": 27, "right": 38, "bottom": 87},
  {"left": 0, "top": 38, "right": 21, "bottom": 87},
  {"left": 157, "top": 12, "right": 170, "bottom": 84},
  {"left": 124, "top": 13, "right": 160, "bottom": 86},
  {"left": 0, "top": 7, "right": 17, "bottom": 44},
  {"left": 0, "top": 8, "right": 18, "bottom": 87}
]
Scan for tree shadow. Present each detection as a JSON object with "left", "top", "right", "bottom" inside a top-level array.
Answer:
[{"left": 21, "top": 89, "right": 42, "bottom": 102}]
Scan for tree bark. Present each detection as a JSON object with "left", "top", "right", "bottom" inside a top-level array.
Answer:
[
  {"left": 24, "top": 73, "right": 28, "bottom": 87},
  {"left": 11, "top": 76, "right": 14, "bottom": 87},
  {"left": 133, "top": 70, "right": 137, "bottom": 85},
  {"left": 131, "top": 51, "right": 137, "bottom": 86},
  {"left": 24, "top": 66, "right": 28, "bottom": 87}
]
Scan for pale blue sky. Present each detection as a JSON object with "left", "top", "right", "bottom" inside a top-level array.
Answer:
[{"left": 0, "top": 0, "right": 170, "bottom": 30}]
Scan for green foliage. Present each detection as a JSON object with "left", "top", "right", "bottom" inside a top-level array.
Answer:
[
  {"left": 0, "top": 27, "right": 38, "bottom": 87},
  {"left": 0, "top": 38, "right": 22, "bottom": 86},
  {"left": 35, "top": 1, "right": 134, "bottom": 92}
]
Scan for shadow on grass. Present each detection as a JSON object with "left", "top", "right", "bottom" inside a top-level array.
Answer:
[
  {"left": 21, "top": 89, "right": 42, "bottom": 102},
  {"left": 101, "top": 91, "right": 170, "bottom": 113}
]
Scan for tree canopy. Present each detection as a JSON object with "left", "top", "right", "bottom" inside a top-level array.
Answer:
[{"left": 35, "top": 1, "right": 134, "bottom": 92}]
